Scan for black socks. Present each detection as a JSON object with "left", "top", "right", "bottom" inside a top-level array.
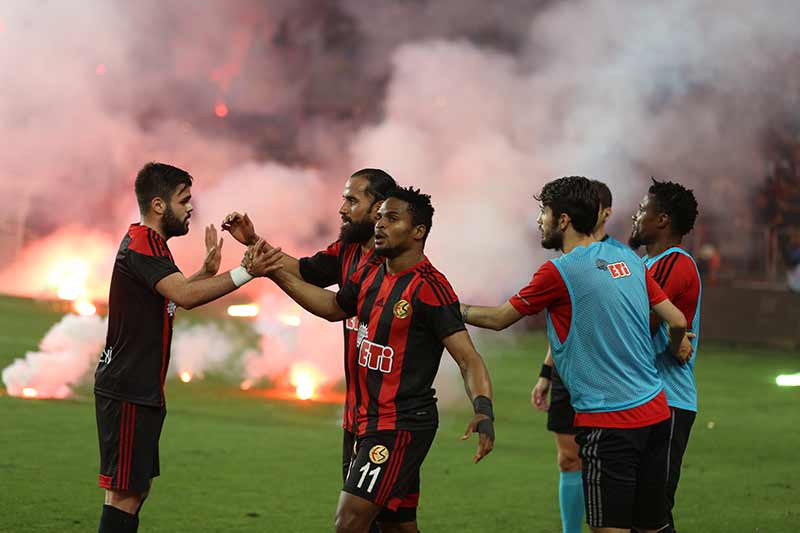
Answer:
[{"left": 98, "top": 504, "right": 139, "bottom": 533}]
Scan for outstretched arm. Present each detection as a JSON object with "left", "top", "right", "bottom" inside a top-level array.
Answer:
[
  {"left": 460, "top": 301, "right": 524, "bottom": 331},
  {"left": 442, "top": 329, "right": 494, "bottom": 464},
  {"left": 250, "top": 240, "right": 350, "bottom": 322},
  {"left": 155, "top": 245, "right": 283, "bottom": 310},
  {"left": 221, "top": 212, "right": 302, "bottom": 278}
]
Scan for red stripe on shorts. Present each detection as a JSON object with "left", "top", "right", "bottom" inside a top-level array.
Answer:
[
  {"left": 377, "top": 430, "right": 411, "bottom": 506},
  {"left": 117, "top": 402, "right": 128, "bottom": 490}
]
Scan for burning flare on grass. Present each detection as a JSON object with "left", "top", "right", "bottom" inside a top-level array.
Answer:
[
  {"left": 48, "top": 257, "right": 90, "bottom": 301},
  {"left": 74, "top": 299, "right": 97, "bottom": 316},
  {"left": 289, "top": 362, "right": 323, "bottom": 401},
  {"left": 776, "top": 373, "right": 800, "bottom": 387},
  {"left": 277, "top": 313, "right": 302, "bottom": 327},
  {"left": 227, "top": 304, "right": 259, "bottom": 317},
  {"left": 179, "top": 371, "right": 193, "bottom": 383}
]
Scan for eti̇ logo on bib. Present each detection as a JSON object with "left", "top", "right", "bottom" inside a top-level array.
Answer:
[
  {"left": 393, "top": 299, "right": 410, "bottom": 319},
  {"left": 369, "top": 445, "right": 389, "bottom": 465},
  {"left": 607, "top": 261, "right": 631, "bottom": 279}
]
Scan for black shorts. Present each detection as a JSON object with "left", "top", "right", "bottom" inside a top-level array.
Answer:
[
  {"left": 576, "top": 418, "right": 671, "bottom": 530},
  {"left": 343, "top": 429, "right": 435, "bottom": 519},
  {"left": 666, "top": 407, "right": 696, "bottom": 528},
  {"left": 96, "top": 395, "right": 167, "bottom": 493},
  {"left": 547, "top": 369, "right": 576, "bottom": 435}
]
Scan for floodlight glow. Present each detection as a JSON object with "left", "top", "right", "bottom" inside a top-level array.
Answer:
[{"left": 776, "top": 373, "right": 800, "bottom": 387}]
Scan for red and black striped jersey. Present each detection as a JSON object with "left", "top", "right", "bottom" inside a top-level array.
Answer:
[
  {"left": 299, "top": 240, "right": 376, "bottom": 432},
  {"left": 335, "top": 256, "right": 466, "bottom": 435},
  {"left": 94, "top": 224, "right": 181, "bottom": 407},
  {"left": 647, "top": 249, "right": 701, "bottom": 330}
]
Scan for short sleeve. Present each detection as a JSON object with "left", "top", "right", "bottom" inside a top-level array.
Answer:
[
  {"left": 509, "top": 261, "right": 568, "bottom": 316},
  {"left": 335, "top": 277, "right": 360, "bottom": 318},
  {"left": 127, "top": 250, "right": 181, "bottom": 290},
  {"left": 645, "top": 268, "right": 668, "bottom": 306},
  {"left": 416, "top": 278, "right": 466, "bottom": 341},
  {"left": 299, "top": 241, "right": 342, "bottom": 288}
]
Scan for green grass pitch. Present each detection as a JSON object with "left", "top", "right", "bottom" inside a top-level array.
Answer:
[{"left": 0, "top": 294, "right": 798, "bottom": 532}]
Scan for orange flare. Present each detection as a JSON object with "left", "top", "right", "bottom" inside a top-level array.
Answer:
[
  {"left": 74, "top": 300, "right": 97, "bottom": 316},
  {"left": 227, "top": 304, "right": 259, "bottom": 317},
  {"left": 215, "top": 101, "right": 229, "bottom": 118}
]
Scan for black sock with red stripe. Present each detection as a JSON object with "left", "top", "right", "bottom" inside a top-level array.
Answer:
[{"left": 98, "top": 504, "right": 139, "bottom": 533}]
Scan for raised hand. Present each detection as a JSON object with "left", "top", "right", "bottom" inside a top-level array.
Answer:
[
  {"left": 247, "top": 239, "right": 284, "bottom": 277},
  {"left": 221, "top": 212, "right": 258, "bottom": 246},
  {"left": 202, "top": 224, "right": 223, "bottom": 277},
  {"left": 461, "top": 414, "right": 495, "bottom": 464}
]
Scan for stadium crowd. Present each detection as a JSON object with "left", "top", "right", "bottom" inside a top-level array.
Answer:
[{"left": 756, "top": 133, "right": 800, "bottom": 291}]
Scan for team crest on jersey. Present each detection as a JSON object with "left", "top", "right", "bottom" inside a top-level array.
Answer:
[
  {"left": 167, "top": 300, "right": 177, "bottom": 317},
  {"left": 606, "top": 261, "right": 631, "bottom": 279},
  {"left": 369, "top": 445, "right": 389, "bottom": 465},
  {"left": 393, "top": 299, "right": 410, "bottom": 319}
]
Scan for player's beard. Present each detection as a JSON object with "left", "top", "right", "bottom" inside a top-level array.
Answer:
[
  {"left": 628, "top": 225, "right": 649, "bottom": 249},
  {"left": 339, "top": 218, "right": 375, "bottom": 244},
  {"left": 541, "top": 220, "right": 564, "bottom": 251},
  {"left": 374, "top": 243, "right": 401, "bottom": 259},
  {"left": 628, "top": 231, "right": 644, "bottom": 249},
  {"left": 163, "top": 205, "right": 189, "bottom": 238}
]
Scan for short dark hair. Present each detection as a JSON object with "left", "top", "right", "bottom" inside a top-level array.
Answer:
[
  {"left": 351, "top": 168, "right": 397, "bottom": 204},
  {"left": 591, "top": 180, "right": 612, "bottom": 209},
  {"left": 535, "top": 176, "right": 598, "bottom": 236},
  {"left": 648, "top": 178, "right": 698, "bottom": 236},
  {"left": 386, "top": 186, "right": 434, "bottom": 242},
  {"left": 135, "top": 162, "right": 193, "bottom": 214}
]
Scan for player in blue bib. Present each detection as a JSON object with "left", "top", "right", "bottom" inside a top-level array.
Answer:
[
  {"left": 629, "top": 179, "right": 701, "bottom": 533},
  {"left": 461, "top": 176, "right": 692, "bottom": 532}
]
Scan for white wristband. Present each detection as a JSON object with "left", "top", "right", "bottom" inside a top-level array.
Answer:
[{"left": 230, "top": 266, "right": 253, "bottom": 287}]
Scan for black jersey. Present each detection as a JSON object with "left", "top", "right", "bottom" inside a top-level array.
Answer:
[
  {"left": 335, "top": 256, "right": 465, "bottom": 435},
  {"left": 299, "top": 240, "right": 375, "bottom": 432},
  {"left": 94, "top": 224, "right": 181, "bottom": 407}
]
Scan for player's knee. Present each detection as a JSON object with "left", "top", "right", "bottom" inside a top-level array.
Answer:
[
  {"left": 334, "top": 508, "right": 366, "bottom": 533},
  {"left": 557, "top": 450, "right": 581, "bottom": 472},
  {"left": 105, "top": 489, "right": 147, "bottom": 515}
]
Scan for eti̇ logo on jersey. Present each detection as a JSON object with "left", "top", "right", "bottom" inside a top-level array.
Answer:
[
  {"left": 359, "top": 339, "right": 395, "bottom": 373},
  {"left": 369, "top": 445, "right": 389, "bottom": 465},
  {"left": 606, "top": 261, "right": 631, "bottom": 279},
  {"left": 393, "top": 299, "right": 410, "bottom": 319}
]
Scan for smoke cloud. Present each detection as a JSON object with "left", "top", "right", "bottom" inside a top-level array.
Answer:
[
  {"left": 2, "top": 314, "right": 107, "bottom": 399},
  {"left": 2, "top": 0, "right": 799, "bottom": 397}
]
